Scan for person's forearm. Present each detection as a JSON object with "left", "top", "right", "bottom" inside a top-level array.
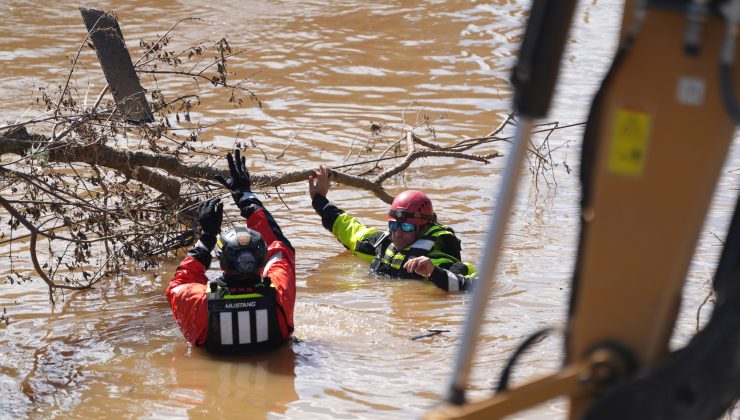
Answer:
[
  {"left": 246, "top": 206, "right": 293, "bottom": 251},
  {"left": 428, "top": 265, "right": 474, "bottom": 292},
  {"left": 312, "top": 193, "right": 344, "bottom": 232},
  {"left": 186, "top": 233, "right": 215, "bottom": 268}
]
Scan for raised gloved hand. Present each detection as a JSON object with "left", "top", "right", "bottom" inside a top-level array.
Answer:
[
  {"left": 198, "top": 197, "right": 223, "bottom": 238},
  {"left": 214, "top": 149, "right": 253, "bottom": 208}
]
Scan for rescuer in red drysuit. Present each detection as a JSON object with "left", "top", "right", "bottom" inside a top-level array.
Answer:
[{"left": 166, "top": 150, "right": 295, "bottom": 353}]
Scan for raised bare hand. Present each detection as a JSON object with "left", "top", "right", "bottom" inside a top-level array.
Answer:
[{"left": 308, "top": 165, "right": 331, "bottom": 199}]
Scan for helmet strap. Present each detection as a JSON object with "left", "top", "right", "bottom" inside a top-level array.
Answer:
[{"left": 414, "top": 223, "right": 428, "bottom": 236}]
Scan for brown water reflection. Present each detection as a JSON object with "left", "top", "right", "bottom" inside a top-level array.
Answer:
[{"left": 0, "top": 0, "right": 735, "bottom": 418}]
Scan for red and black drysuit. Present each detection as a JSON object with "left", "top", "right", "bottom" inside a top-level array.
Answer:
[{"left": 165, "top": 197, "right": 296, "bottom": 349}]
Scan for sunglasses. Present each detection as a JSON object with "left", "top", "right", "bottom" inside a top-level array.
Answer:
[{"left": 389, "top": 221, "right": 416, "bottom": 233}]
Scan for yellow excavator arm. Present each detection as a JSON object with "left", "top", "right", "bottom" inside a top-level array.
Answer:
[{"left": 429, "top": 0, "right": 740, "bottom": 418}]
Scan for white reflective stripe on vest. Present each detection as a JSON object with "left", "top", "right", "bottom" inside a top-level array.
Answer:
[
  {"left": 262, "top": 251, "right": 283, "bottom": 277},
  {"left": 220, "top": 312, "right": 233, "bottom": 345},
  {"left": 447, "top": 271, "right": 459, "bottom": 292},
  {"left": 256, "top": 309, "right": 269, "bottom": 342},
  {"left": 237, "top": 311, "right": 251, "bottom": 344},
  {"left": 220, "top": 310, "right": 270, "bottom": 345},
  {"left": 410, "top": 238, "right": 435, "bottom": 251}
]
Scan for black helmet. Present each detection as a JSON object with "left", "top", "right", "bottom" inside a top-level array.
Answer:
[{"left": 215, "top": 226, "right": 267, "bottom": 277}]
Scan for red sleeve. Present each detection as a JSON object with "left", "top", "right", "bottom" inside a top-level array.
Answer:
[
  {"left": 246, "top": 207, "right": 279, "bottom": 245},
  {"left": 247, "top": 208, "right": 296, "bottom": 340},
  {"left": 165, "top": 256, "right": 209, "bottom": 346},
  {"left": 265, "top": 242, "right": 296, "bottom": 339}
]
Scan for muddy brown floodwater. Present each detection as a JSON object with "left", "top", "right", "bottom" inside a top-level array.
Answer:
[{"left": 0, "top": 1, "right": 737, "bottom": 418}]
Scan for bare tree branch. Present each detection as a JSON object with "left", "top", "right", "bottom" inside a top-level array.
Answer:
[{"left": 0, "top": 16, "right": 579, "bottom": 301}]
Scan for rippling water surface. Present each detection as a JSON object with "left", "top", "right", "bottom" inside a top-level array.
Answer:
[{"left": 0, "top": 1, "right": 736, "bottom": 418}]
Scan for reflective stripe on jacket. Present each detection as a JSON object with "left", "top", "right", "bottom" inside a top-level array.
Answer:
[{"left": 312, "top": 193, "right": 476, "bottom": 292}]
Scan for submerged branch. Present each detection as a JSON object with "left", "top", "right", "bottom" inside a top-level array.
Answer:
[{"left": 0, "top": 195, "right": 92, "bottom": 296}]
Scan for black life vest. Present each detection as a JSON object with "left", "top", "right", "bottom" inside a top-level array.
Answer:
[
  {"left": 369, "top": 226, "right": 461, "bottom": 279},
  {"left": 424, "top": 224, "right": 462, "bottom": 261},
  {"left": 204, "top": 278, "right": 285, "bottom": 354}
]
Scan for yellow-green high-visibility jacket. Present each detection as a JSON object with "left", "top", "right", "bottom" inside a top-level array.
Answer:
[{"left": 312, "top": 193, "right": 477, "bottom": 292}]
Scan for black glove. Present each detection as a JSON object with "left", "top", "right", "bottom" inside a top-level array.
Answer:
[
  {"left": 198, "top": 197, "right": 223, "bottom": 238},
  {"left": 214, "top": 149, "right": 252, "bottom": 208},
  {"left": 185, "top": 198, "right": 222, "bottom": 267}
]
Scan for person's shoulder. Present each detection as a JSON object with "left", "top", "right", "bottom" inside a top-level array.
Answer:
[
  {"left": 354, "top": 229, "right": 387, "bottom": 255},
  {"left": 431, "top": 225, "right": 462, "bottom": 259}
]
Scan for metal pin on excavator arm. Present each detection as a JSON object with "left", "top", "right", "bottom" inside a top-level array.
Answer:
[{"left": 428, "top": 0, "right": 740, "bottom": 418}]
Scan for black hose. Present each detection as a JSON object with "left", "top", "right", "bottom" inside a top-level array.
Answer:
[
  {"left": 719, "top": 63, "right": 740, "bottom": 123},
  {"left": 495, "top": 327, "right": 553, "bottom": 393}
]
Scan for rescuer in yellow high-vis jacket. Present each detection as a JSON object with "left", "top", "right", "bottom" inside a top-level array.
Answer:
[{"left": 308, "top": 166, "right": 476, "bottom": 292}]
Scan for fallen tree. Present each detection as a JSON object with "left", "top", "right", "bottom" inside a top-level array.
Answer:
[{"left": 0, "top": 13, "right": 579, "bottom": 301}]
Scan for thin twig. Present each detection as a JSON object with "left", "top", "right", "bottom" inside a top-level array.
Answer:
[
  {"left": 55, "top": 13, "right": 106, "bottom": 118},
  {"left": 133, "top": 17, "right": 202, "bottom": 66},
  {"left": 276, "top": 123, "right": 308, "bottom": 159},
  {"left": 695, "top": 288, "right": 715, "bottom": 332}
]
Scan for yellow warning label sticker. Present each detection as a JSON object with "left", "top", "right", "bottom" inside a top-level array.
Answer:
[{"left": 608, "top": 109, "right": 652, "bottom": 176}]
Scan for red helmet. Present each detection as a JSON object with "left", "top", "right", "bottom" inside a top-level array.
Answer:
[{"left": 387, "top": 190, "right": 436, "bottom": 225}]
